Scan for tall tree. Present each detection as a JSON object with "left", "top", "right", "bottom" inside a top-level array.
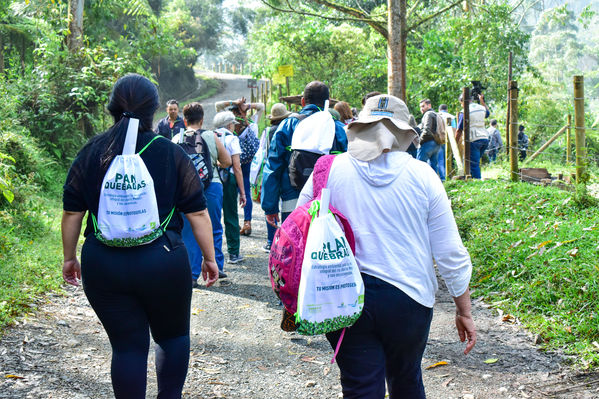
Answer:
[{"left": 260, "top": 0, "right": 463, "bottom": 100}]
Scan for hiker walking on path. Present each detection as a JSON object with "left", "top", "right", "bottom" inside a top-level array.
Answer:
[
  {"left": 417, "top": 98, "right": 442, "bottom": 176},
  {"left": 261, "top": 81, "right": 347, "bottom": 228},
  {"left": 298, "top": 94, "right": 476, "bottom": 398},
  {"left": 215, "top": 98, "right": 264, "bottom": 237},
  {"left": 155, "top": 99, "right": 186, "bottom": 139},
  {"left": 486, "top": 119, "right": 503, "bottom": 162},
  {"left": 172, "top": 102, "right": 232, "bottom": 287},
  {"left": 256, "top": 102, "right": 291, "bottom": 252},
  {"left": 213, "top": 111, "right": 247, "bottom": 265},
  {"left": 61, "top": 74, "right": 218, "bottom": 398}
]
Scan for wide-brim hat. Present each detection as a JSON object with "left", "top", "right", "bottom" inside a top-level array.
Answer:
[
  {"left": 267, "top": 103, "right": 292, "bottom": 121},
  {"left": 347, "top": 95, "right": 419, "bottom": 161}
]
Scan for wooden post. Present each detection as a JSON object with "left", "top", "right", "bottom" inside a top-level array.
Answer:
[
  {"left": 509, "top": 81, "right": 519, "bottom": 182},
  {"left": 506, "top": 51, "right": 512, "bottom": 156},
  {"left": 573, "top": 75, "right": 586, "bottom": 182},
  {"left": 524, "top": 124, "right": 568, "bottom": 164},
  {"left": 278, "top": 84, "right": 283, "bottom": 99},
  {"left": 463, "top": 87, "right": 471, "bottom": 177},
  {"left": 285, "top": 77, "right": 290, "bottom": 97},
  {"left": 566, "top": 114, "right": 572, "bottom": 163}
]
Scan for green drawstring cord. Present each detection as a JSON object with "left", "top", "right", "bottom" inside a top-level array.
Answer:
[{"left": 138, "top": 135, "right": 161, "bottom": 155}]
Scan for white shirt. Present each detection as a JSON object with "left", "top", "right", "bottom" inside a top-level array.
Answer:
[
  {"left": 297, "top": 151, "right": 472, "bottom": 308},
  {"left": 214, "top": 127, "right": 241, "bottom": 157}
]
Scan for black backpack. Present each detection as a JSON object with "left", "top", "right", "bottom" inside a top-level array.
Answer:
[
  {"left": 287, "top": 113, "right": 342, "bottom": 190},
  {"left": 178, "top": 129, "right": 213, "bottom": 189}
]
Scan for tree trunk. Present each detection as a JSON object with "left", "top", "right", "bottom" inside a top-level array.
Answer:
[
  {"left": 67, "top": 0, "right": 84, "bottom": 52},
  {"left": 387, "top": 0, "right": 407, "bottom": 100}
]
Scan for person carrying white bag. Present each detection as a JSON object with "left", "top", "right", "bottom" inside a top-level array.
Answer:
[{"left": 297, "top": 94, "right": 476, "bottom": 399}]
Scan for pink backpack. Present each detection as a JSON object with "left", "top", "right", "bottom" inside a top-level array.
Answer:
[{"left": 268, "top": 155, "right": 356, "bottom": 330}]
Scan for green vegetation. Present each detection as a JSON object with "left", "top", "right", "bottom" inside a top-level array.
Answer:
[
  {"left": 0, "top": 129, "right": 65, "bottom": 330},
  {"left": 448, "top": 178, "right": 599, "bottom": 368}
]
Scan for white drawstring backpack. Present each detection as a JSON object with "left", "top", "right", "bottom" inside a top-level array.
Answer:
[{"left": 92, "top": 117, "right": 174, "bottom": 247}]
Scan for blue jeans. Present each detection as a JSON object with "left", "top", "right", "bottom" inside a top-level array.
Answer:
[
  {"left": 406, "top": 143, "right": 417, "bottom": 159},
  {"left": 436, "top": 144, "right": 446, "bottom": 181},
  {"left": 469, "top": 139, "right": 489, "bottom": 179},
  {"left": 417, "top": 140, "right": 441, "bottom": 175},
  {"left": 326, "top": 274, "right": 433, "bottom": 398},
  {"left": 240, "top": 162, "right": 252, "bottom": 221},
  {"left": 182, "top": 182, "right": 225, "bottom": 277}
]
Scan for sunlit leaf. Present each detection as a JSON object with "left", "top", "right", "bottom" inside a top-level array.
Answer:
[
  {"left": 425, "top": 361, "right": 448, "bottom": 369},
  {"left": 484, "top": 358, "right": 499, "bottom": 364}
]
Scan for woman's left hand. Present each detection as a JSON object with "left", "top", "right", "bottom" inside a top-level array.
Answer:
[{"left": 63, "top": 258, "right": 81, "bottom": 286}]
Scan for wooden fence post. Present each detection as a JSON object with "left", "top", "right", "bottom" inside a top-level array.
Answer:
[
  {"left": 509, "top": 80, "right": 519, "bottom": 182},
  {"left": 566, "top": 114, "right": 572, "bottom": 164},
  {"left": 573, "top": 75, "right": 586, "bottom": 182},
  {"left": 463, "top": 87, "right": 471, "bottom": 177}
]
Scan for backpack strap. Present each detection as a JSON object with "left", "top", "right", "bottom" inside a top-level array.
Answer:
[
  {"left": 138, "top": 135, "right": 161, "bottom": 155},
  {"left": 311, "top": 154, "right": 336, "bottom": 198}
]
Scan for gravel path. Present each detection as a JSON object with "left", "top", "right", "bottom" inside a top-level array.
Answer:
[{"left": 1, "top": 75, "right": 598, "bottom": 398}]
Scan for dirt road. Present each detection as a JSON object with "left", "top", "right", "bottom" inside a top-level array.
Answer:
[{"left": 1, "top": 75, "right": 598, "bottom": 398}]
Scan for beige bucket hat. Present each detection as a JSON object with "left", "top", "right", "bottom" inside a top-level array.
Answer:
[
  {"left": 267, "top": 103, "right": 292, "bottom": 122},
  {"left": 347, "top": 95, "right": 419, "bottom": 161}
]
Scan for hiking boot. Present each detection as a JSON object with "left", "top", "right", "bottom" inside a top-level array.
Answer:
[
  {"left": 218, "top": 271, "right": 228, "bottom": 279},
  {"left": 261, "top": 243, "right": 271, "bottom": 253},
  {"left": 240, "top": 220, "right": 252, "bottom": 236},
  {"left": 228, "top": 254, "right": 244, "bottom": 264}
]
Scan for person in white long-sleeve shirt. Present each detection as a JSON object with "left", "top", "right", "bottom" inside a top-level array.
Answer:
[{"left": 297, "top": 94, "right": 476, "bottom": 399}]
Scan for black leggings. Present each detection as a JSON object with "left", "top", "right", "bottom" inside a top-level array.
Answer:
[{"left": 81, "top": 233, "right": 192, "bottom": 399}]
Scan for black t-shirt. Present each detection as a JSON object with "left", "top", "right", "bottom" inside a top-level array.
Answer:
[{"left": 63, "top": 130, "right": 206, "bottom": 237}]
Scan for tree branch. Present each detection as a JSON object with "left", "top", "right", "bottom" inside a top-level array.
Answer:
[
  {"left": 260, "top": 0, "right": 388, "bottom": 39},
  {"left": 407, "top": 0, "right": 463, "bottom": 32}
]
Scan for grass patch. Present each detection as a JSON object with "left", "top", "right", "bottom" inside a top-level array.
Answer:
[
  {"left": 155, "top": 74, "right": 222, "bottom": 121},
  {"left": 447, "top": 179, "right": 599, "bottom": 369},
  {"left": 0, "top": 174, "right": 65, "bottom": 332}
]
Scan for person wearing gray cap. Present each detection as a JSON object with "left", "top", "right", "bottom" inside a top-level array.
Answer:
[{"left": 297, "top": 94, "right": 476, "bottom": 398}]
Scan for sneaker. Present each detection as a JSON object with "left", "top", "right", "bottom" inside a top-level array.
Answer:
[
  {"left": 228, "top": 254, "right": 244, "bottom": 264},
  {"left": 192, "top": 279, "right": 200, "bottom": 289},
  {"left": 261, "top": 243, "right": 271, "bottom": 253},
  {"left": 218, "top": 270, "right": 228, "bottom": 279}
]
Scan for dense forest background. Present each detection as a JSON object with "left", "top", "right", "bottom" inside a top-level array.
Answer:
[{"left": 0, "top": 0, "right": 598, "bottom": 202}]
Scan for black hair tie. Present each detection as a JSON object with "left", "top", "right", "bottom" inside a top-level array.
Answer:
[{"left": 122, "top": 111, "right": 139, "bottom": 119}]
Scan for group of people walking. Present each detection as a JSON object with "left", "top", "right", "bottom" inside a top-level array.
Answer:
[{"left": 61, "top": 74, "right": 477, "bottom": 398}]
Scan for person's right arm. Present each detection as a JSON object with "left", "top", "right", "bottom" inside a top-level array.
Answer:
[
  {"left": 61, "top": 210, "right": 85, "bottom": 286},
  {"left": 185, "top": 210, "right": 218, "bottom": 287}
]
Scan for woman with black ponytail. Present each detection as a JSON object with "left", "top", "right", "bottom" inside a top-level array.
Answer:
[{"left": 62, "top": 74, "right": 218, "bottom": 398}]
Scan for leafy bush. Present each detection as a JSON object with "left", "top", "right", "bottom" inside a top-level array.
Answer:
[{"left": 447, "top": 179, "right": 599, "bottom": 368}]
